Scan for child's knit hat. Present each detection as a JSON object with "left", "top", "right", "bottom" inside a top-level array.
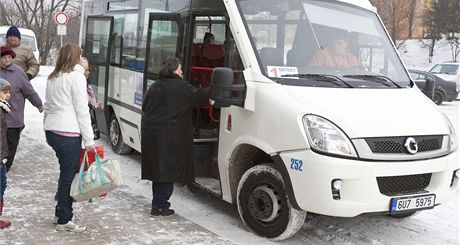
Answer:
[{"left": 0, "top": 78, "right": 11, "bottom": 91}]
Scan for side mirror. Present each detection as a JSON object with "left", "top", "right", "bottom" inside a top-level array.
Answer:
[
  {"left": 423, "top": 75, "right": 435, "bottom": 99},
  {"left": 210, "top": 67, "right": 246, "bottom": 108}
]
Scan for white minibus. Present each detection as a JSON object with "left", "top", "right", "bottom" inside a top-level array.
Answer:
[{"left": 81, "top": 0, "right": 459, "bottom": 240}]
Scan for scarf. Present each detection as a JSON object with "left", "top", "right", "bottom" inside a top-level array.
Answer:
[{"left": 0, "top": 99, "right": 11, "bottom": 113}]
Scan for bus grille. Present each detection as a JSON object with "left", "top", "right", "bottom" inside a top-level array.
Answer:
[
  {"left": 365, "top": 136, "right": 443, "bottom": 153},
  {"left": 377, "top": 173, "right": 432, "bottom": 196}
]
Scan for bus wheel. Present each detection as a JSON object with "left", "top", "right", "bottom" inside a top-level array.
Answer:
[
  {"left": 109, "top": 114, "right": 132, "bottom": 154},
  {"left": 237, "top": 164, "right": 306, "bottom": 241}
]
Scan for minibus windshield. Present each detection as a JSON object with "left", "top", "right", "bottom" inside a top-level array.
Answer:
[{"left": 238, "top": 0, "right": 411, "bottom": 88}]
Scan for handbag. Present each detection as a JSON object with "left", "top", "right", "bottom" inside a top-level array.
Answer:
[
  {"left": 79, "top": 146, "right": 108, "bottom": 197},
  {"left": 70, "top": 151, "right": 123, "bottom": 202}
]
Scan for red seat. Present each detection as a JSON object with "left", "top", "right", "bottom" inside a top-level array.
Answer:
[
  {"left": 199, "top": 44, "right": 225, "bottom": 88},
  {"left": 200, "top": 43, "right": 225, "bottom": 67},
  {"left": 189, "top": 43, "right": 203, "bottom": 82}
]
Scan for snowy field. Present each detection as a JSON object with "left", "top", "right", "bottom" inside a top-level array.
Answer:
[{"left": 21, "top": 40, "right": 460, "bottom": 244}]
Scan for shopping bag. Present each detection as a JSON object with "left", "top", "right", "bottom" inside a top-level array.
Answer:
[
  {"left": 79, "top": 146, "right": 108, "bottom": 197},
  {"left": 70, "top": 151, "right": 123, "bottom": 202}
]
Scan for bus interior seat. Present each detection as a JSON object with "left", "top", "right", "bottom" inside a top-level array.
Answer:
[
  {"left": 198, "top": 43, "right": 225, "bottom": 88},
  {"left": 189, "top": 43, "right": 203, "bottom": 83},
  {"left": 259, "top": 47, "right": 283, "bottom": 66},
  {"left": 200, "top": 43, "right": 225, "bottom": 68}
]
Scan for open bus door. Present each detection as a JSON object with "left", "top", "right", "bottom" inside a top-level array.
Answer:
[
  {"left": 83, "top": 16, "right": 114, "bottom": 135},
  {"left": 144, "top": 13, "right": 184, "bottom": 90}
]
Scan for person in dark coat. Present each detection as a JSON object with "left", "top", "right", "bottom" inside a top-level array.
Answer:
[{"left": 141, "top": 57, "right": 209, "bottom": 216}]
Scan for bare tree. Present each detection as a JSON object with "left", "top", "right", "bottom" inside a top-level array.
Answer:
[
  {"left": 371, "top": 0, "right": 409, "bottom": 44},
  {"left": 406, "top": 0, "right": 417, "bottom": 39},
  {"left": 0, "top": 0, "right": 82, "bottom": 65},
  {"left": 445, "top": 35, "right": 460, "bottom": 62},
  {"left": 422, "top": 0, "right": 459, "bottom": 62}
]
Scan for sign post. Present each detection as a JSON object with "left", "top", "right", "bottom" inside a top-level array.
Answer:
[{"left": 55, "top": 12, "right": 69, "bottom": 47}]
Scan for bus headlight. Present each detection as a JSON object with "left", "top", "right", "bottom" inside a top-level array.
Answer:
[
  {"left": 303, "top": 115, "right": 357, "bottom": 158},
  {"left": 443, "top": 114, "right": 458, "bottom": 152}
]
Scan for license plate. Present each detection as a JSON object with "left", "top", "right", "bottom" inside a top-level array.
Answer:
[{"left": 390, "top": 194, "right": 436, "bottom": 213}]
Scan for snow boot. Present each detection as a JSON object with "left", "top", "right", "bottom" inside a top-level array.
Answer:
[{"left": 150, "top": 207, "right": 175, "bottom": 216}]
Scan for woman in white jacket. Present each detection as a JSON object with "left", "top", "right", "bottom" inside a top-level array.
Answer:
[{"left": 43, "top": 43, "right": 94, "bottom": 233}]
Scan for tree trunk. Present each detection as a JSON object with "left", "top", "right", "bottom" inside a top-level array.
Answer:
[{"left": 407, "top": 0, "right": 417, "bottom": 39}]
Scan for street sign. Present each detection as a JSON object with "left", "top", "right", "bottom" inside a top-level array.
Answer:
[
  {"left": 55, "top": 12, "right": 69, "bottom": 26},
  {"left": 57, "top": 25, "right": 67, "bottom": 36}
]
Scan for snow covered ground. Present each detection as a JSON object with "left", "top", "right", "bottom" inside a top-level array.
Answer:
[
  {"left": 398, "top": 38, "right": 459, "bottom": 71},
  {"left": 21, "top": 40, "right": 460, "bottom": 244}
]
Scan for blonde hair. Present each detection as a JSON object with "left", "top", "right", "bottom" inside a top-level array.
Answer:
[{"left": 48, "top": 43, "right": 82, "bottom": 80}]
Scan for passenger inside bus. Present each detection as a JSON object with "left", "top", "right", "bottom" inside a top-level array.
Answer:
[
  {"left": 199, "top": 32, "right": 225, "bottom": 69},
  {"left": 203, "top": 32, "right": 215, "bottom": 44},
  {"left": 189, "top": 32, "right": 225, "bottom": 88}
]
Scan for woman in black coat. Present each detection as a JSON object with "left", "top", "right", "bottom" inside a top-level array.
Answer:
[{"left": 141, "top": 57, "right": 209, "bottom": 216}]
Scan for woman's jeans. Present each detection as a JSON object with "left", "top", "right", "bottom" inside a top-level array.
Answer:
[
  {"left": 0, "top": 165, "right": 6, "bottom": 202},
  {"left": 45, "top": 131, "right": 81, "bottom": 225}
]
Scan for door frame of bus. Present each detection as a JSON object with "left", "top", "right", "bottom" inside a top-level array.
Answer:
[
  {"left": 143, "top": 13, "right": 184, "bottom": 95},
  {"left": 83, "top": 16, "right": 114, "bottom": 135}
]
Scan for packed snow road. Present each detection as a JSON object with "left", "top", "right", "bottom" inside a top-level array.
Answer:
[{"left": 24, "top": 67, "right": 459, "bottom": 244}]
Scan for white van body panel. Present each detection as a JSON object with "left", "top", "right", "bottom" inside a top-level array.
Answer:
[
  {"left": 282, "top": 86, "right": 449, "bottom": 138},
  {"left": 107, "top": 66, "right": 142, "bottom": 151},
  {"left": 337, "top": 0, "right": 374, "bottom": 11}
]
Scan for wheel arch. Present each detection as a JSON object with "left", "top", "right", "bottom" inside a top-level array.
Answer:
[
  {"left": 435, "top": 87, "right": 447, "bottom": 97},
  {"left": 227, "top": 144, "right": 301, "bottom": 210}
]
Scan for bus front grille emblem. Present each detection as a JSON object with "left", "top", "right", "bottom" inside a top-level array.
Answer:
[{"left": 404, "top": 137, "right": 418, "bottom": 154}]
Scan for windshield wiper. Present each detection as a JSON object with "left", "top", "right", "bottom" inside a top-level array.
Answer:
[
  {"left": 281, "top": 74, "right": 353, "bottom": 88},
  {"left": 343, "top": 75, "right": 401, "bottom": 88}
]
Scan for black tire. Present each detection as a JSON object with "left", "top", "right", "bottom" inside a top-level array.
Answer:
[
  {"left": 237, "top": 164, "right": 306, "bottom": 241},
  {"left": 389, "top": 211, "right": 418, "bottom": 218},
  {"left": 433, "top": 90, "right": 444, "bottom": 105},
  {"left": 109, "top": 114, "right": 132, "bottom": 154}
]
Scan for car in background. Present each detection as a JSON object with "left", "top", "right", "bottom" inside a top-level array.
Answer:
[
  {"left": 409, "top": 69, "right": 458, "bottom": 105},
  {"left": 0, "top": 26, "right": 39, "bottom": 62},
  {"left": 428, "top": 62, "right": 460, "bottom": 96}
]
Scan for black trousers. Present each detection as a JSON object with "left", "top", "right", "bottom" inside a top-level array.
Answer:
[
  {"left": 152, "top": 182, "right": 173, "bottom": 209},
  {"left": 5, "top": 126, "right": 24, "bottom": 171}
]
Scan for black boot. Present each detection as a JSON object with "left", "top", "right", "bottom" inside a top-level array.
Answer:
[{"left": 150, "top": 207, "right": 175, "bottom": 216}]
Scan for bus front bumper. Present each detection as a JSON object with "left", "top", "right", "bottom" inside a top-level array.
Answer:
[{"left": 279, "top": 149, "right": 459, "bottom": 217}]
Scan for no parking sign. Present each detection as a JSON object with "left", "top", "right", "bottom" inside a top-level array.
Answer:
[{"left": 55, "top": 12, "right": 68, "bottom": 36}]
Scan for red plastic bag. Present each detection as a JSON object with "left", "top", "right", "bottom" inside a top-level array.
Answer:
[
  {"left": 79, "top": 146, "right": 107, "bottom": 198},
  {"left": 79, "top": 146, "right": 104, "bottom": 171}
]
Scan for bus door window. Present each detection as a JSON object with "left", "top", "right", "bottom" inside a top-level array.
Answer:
[
  {"left": 111, "top": 13, "right": 143, "bottom": 71},
  {"left": 146, "top": 19, "right": 182, "bottom": 74},
  {"left": 189, "top": 16, "right": 226, "bottom": 88}
]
